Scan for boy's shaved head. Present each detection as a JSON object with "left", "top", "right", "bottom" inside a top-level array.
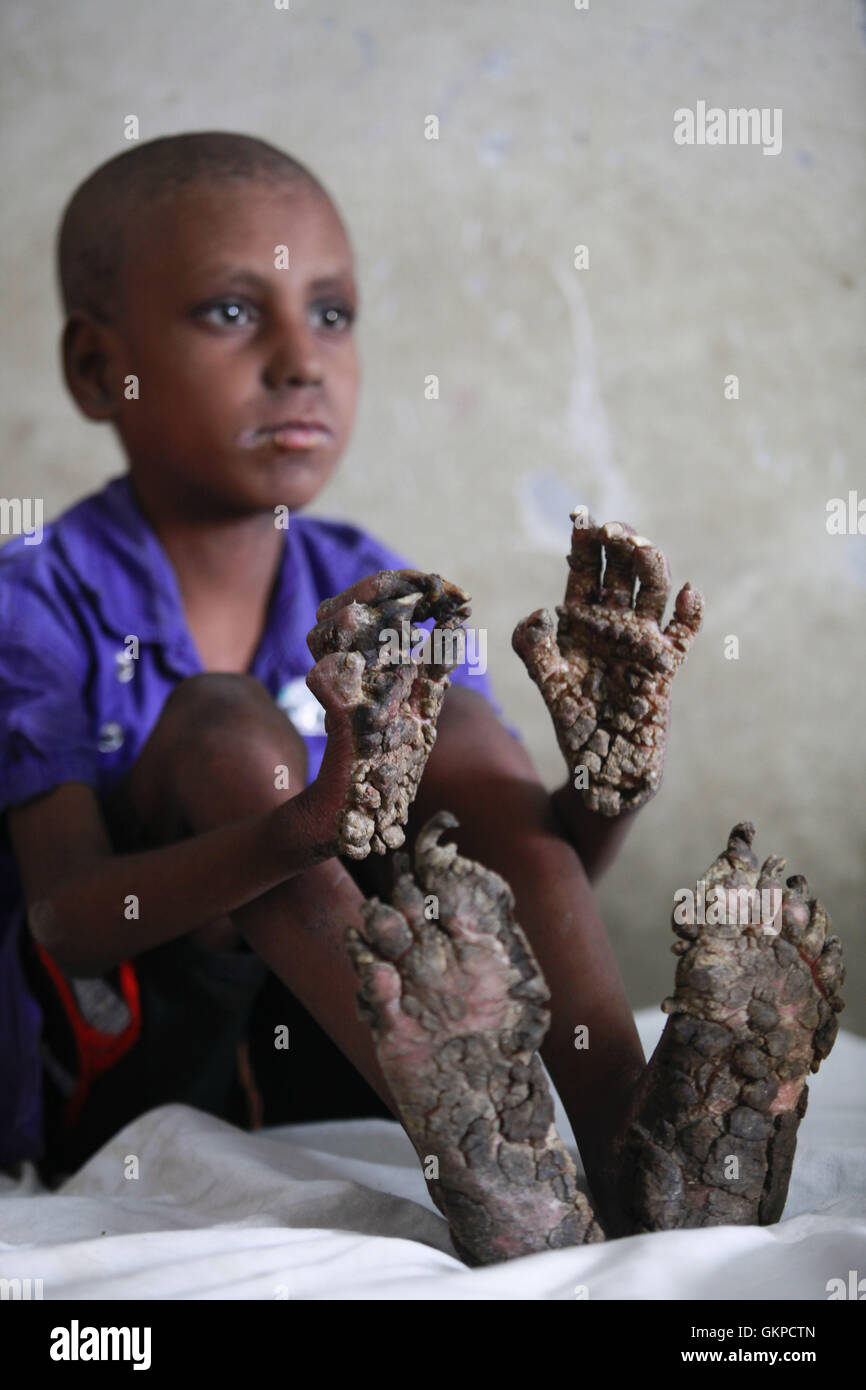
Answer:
[{"left": 57, "top": 131, "right": 327, "bottom": 324}]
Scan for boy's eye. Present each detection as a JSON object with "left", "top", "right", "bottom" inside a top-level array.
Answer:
[
  {"left": 192, "top": 297, "right": 356, "bottom": 332},
  {"left": 313, "top": 301, "right": 356, "bottom": 332},
  {"left": 197, "top": 299, "right": 256, "bottom": 328}
]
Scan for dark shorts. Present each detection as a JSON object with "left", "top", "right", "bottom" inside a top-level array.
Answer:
[{"left": 22, "top": 930, "right": 391, "bottom": 1181}]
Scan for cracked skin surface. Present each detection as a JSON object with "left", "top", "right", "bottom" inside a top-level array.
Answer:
[
  {"left": 328, "top": 528, "right": 844, "bottom": 1258},
  {"left": 306, "top": 569, "right": 471, "bottom": 859},
  {"left": 346, "top": 811, "right": 603, "bottom": 1266},
  {"left": 614, "top": 822, "right": 846, "bottom": 1235},
  {"left": 349, "top": 817, "right": 845, "bottom": 1259},
  {"left": 513, "top": 512, "right": 704, "bottom": 815}
]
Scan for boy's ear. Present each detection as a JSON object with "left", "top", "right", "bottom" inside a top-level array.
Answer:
[{"left": 61, "top": 313, "right": 126, "bottom": 421}]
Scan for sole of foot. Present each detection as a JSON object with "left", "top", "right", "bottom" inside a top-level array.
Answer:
[
  {"left": 615, "top": 822, "right": 845, "bottom": 1234},
  {"left": 346, "top": 811, "right": 604, "bottom": 1265}
]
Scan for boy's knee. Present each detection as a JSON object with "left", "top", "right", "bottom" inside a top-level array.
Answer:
[
  {"left": 162, "top": 672, "right": 268, "bottom": 725},
  {"left": 158, "top": 673, "right": 308, "bottom": 779}
]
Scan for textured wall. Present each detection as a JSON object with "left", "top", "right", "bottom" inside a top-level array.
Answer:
[{"left": 1, "top": 1, "right": 863, "bottom": 1028}]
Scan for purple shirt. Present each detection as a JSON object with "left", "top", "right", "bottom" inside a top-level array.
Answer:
[{"left": 0, "top": 473, "right": 508, "bottom": 1163}]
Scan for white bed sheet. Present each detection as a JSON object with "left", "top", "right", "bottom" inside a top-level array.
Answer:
[{"left": 1, "top": 1009, "right": 864, "bottom": 1300}]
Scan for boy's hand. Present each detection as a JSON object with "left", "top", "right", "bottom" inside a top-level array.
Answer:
[
  {"left": 304, "top": 569, "right": 470, "bottom": 858},
  {"left": 513, "top": 512, "right": 703, "bottom": 816}
]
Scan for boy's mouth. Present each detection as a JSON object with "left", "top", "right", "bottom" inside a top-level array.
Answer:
[{"left": 238, "top": 420, "right": 332, "bottom": 451}]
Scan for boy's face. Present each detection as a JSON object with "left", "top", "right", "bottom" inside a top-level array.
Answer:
[{"left": 107, "top": 177, "right": 360, "bottom": 519}]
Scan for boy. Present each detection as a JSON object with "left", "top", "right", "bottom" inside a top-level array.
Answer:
[{"left": 0, "top": 133, "right": 843, "bottom": 1266}]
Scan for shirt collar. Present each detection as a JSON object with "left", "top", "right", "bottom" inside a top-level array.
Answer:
[
  {"left": 56, "top": 475, "right": 180, "bottom": 645},
  {"left": 55, "top": 474, "right": 302, "bottom": 677}
]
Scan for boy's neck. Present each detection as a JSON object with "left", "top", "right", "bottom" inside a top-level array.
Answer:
[
  {"left": 128, "top": 472, "right": 285, "bottom": 597},
  {"left": 127, "top": 471, "right": 287, "bottom": 673},
  {"left": 160, "top": 515, "right": 283, "bottom": 598}
]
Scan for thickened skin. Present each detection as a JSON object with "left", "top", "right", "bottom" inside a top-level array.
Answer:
[
  {"left": 345, "top": 817, "right": 844, "bottom": 1259},
  {"left": 304, "top": 516, "right": 843, "bottom": 1259},
  {"left": 306, "top": 569, "right": 471, "bottom": 858},
  {"left": 513, "top": 512, "right": 703, "bottom": 815},
  {"left": 346, "top": 812, "right": 603, "bottom": 1265},
  {"left": 613, "top": 822, "right": 845, "bottom": 1234}
]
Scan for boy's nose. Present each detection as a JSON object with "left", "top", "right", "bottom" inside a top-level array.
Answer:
[{"left": 262, "top": 325, "right": 324, "bottom": 388}]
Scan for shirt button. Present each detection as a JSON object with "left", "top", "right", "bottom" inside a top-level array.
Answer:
[
  {"left": 98, "top": 722, "right": 125, "bottom": 753},
  {"left": 115, "top": 650, "right": 136, "bottom": 683}
]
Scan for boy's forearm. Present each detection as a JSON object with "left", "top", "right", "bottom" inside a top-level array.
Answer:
[
  {"left": 29, "top": 789, "right": 327, "bottom": 975},
  {"left": 549, "top": 781, "right": 640, "bottom": 882}
]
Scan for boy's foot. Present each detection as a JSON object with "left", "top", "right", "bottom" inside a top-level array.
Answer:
[
  {"left": 614, "top": 823, "right": 845, "bottom": 1234},
  {"left": 513, "top": 512, "right": 703, "bottom": 815},
  {"left": 306, "top": 570, "right": 470, "bottom": 858},
  {"left": 346, "top": 811, "right": 604, "bottom": 1264}
]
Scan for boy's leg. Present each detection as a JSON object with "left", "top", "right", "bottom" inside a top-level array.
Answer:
[
  {"left": 245, "top": 965, "right": 393, "bottom": 1127},
  {"left": 117, "top": 674, "right": 613, "bottom": 1263},
  {"left": 346, "top": 811, "right": 605, "bottom": 1265},
  {"left": 109, "top": 672, "right": 399, "bottom": 1115},
  {"left": 404, "top": 689, "right": 647, "bottom": 1227}
]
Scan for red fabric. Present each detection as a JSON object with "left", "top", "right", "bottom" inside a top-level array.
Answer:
[{"left": 36, "top": 947, "right": 141, "bottom": 1127}]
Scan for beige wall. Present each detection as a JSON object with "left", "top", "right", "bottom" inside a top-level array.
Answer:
[{"left": 1, "top": 0, "right": 863, "bottom": 1028}]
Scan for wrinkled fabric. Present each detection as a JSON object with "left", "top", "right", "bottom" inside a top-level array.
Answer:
[{"left": 0, "top": 1011, "right": 862, "bottom": 1299}]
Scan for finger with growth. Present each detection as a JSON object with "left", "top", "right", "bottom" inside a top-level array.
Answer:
[
  {"left": 315, "top": 569, "right": 432, "bottom": 622},
  {"left": 662, "top": 583, "right": 704, "bottom": 655},
  {"left": 563, "top": 511, "right": 603, "bottom": 607},
  {"left": 633, "top": 542, "right": 672, "bottom": 623},
  {"left": 599, "top": 521, "right": 641, "bottom": 610},
  {"left": 511, "top": 608, "right": 568, "bottom": 686}
]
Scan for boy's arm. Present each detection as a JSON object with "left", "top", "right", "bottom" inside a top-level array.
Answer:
[
  {"left": 548, "top": 780, "right": 641, "bottom": 883},
  {"left": 6, "top": 780, "right": 331, "bottom": 977}
]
